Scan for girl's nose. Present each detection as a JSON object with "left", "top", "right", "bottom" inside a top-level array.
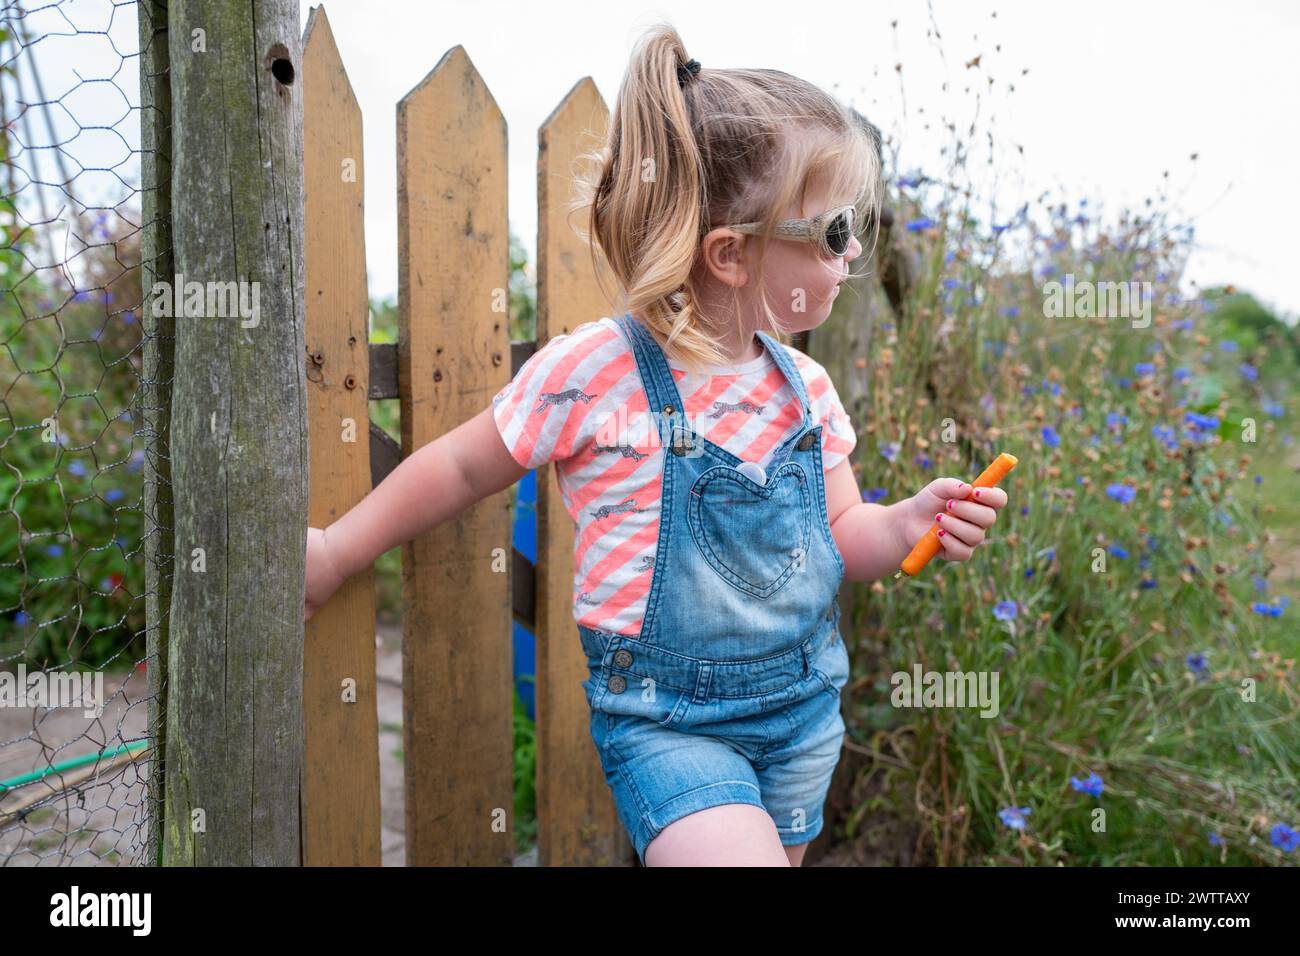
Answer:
[{"left": 845, "top": 233, "right": 863, "bottom": 261}]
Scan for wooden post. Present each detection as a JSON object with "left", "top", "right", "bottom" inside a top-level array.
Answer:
[
  {"left": 397, "top": 46, "right": 513, "bottom": 866},
  {"left": 138, "top": 0, "right": 173, "bottom": 869},
  {"left": 534, "top": 78, "right": 631, "bottom": 865},
  {"left": 301, "top": 5, "right": 382, "bottom": 866},
  {"left": 163, "top": 0, "right": 308, "bottom": 865}
]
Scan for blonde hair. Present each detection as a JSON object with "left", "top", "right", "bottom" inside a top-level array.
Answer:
[{"left": 570, "top": 22, "right": 883, "bottom": 374}]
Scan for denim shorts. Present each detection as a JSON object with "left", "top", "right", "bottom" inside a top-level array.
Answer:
[{"left": 580, "top": 612, "right": 850, "bottom": 865}]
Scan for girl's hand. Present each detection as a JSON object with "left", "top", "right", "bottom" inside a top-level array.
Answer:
[
  {"left": 894, "top": 477, "right": 1009, "bottom": 563},
  {"left": 305, "top": 526, "right": 348, "bottom": 623}
]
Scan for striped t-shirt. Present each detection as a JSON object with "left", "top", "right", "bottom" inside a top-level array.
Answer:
[{"left": 492, "top": 316, "right": 856, "bottom": 638}]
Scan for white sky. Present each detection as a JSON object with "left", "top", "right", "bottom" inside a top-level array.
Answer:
[
  {"left": 299, "top": 0, "right": 1298, "bottom": 321},
  {"left": 8, "top": 0, "right": 1295, "bottom": 320}
]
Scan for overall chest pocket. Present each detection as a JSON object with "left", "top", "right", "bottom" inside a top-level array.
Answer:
[{"left": 687, "top": 462, "right": 813, "bottom": 598}]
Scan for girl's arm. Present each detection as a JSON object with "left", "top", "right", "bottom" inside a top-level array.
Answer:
[{"left": 305, "top": 405, "right": 528, "bottom": 619}]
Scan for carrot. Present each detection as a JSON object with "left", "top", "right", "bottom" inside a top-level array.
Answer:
[{"left": 895, "top": 452, "right": 1019, "bottom": 577}]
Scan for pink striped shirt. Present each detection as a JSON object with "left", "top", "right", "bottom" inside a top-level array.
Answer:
[{"left": 492, "top": 316, "right": 856, "bottom": 638}]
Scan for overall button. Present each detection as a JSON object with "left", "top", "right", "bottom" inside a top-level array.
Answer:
[
  {"left": 607, "top": 675, "right": 627, "bottom": 694},
  {"left": 797, "top": 432, "right": 816, "bottom": 451},
  {"left": 671, "top": 435, "right": 695, "bottom": 456},
  {"left": 613, "top": 649, "right": 633, "bottom": 668}
]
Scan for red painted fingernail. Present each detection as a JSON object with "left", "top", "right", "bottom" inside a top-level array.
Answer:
[
  {"left": 946, "top": 499, "right": 954, "bottom": 511},
  {"left": 937, "top": 528, "right": 945, "bottom": 537},
  {"left": 974, "top": 489, "right": 981, "bottom": 498},
  {"left": 935, "top": 513, "right": 943, "bottom": 522}
]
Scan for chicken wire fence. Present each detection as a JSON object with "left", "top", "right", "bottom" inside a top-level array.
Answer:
[{"left": 0, "top": 0, "right": 168, "bottom": 866}]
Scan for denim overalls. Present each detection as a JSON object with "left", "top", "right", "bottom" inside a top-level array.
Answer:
[{"left": 577, "top": 312, "right": 851, "bottom": 864}]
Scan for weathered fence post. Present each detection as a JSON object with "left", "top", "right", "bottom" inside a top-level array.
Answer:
[
  {"left": 397, "top": 46, "right": 514, "bottom": 866},
  {"left": 301, "top": 5, "right": 382, "bottom": 866},
  {"left": 163, "top": 0, "right": 308, "bottom": 865},
  {"left": 534, "top": 78, "right": 631, "bottom": 865},
  {"left": 138, "top": 0, "right": 173, "bottom": 868}
]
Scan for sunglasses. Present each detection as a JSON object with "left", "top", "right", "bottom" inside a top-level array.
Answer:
[{"left": 721, "top": 203, "right": 858, "bottom": 259}]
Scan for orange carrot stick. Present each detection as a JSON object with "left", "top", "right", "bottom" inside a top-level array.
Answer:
[{"left": 895, "top": 452, "right": 1019, "bottom": 577}]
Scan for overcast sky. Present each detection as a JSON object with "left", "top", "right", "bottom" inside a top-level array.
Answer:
[
  {"left": 295, "top": 0, "right": 1297, "bottom": 320},
  {"left": 11, "top": 0, "right": 1296, "bottom": 319}
]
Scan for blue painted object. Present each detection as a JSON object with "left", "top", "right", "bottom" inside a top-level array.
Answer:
[{"left": 511, "top": 470, "right": 537, "bottom": 721}]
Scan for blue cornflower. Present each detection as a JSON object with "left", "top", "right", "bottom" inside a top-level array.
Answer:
[
  {"left": 1108, "top": 544, "right": 1129, "bottom": 559},
  {"left": 1001, "top": 306, "right": 1019, "bottom": 318},
  {"left": 68, "top": 460, "right": 87, "bottom": 476},
  {"left": 1239, "top": 362, "right": 1258, "bottom": 382},
  {"left": 1270, "top": 823, "right": 1299, "bottom": 852},
  {"left": 992, "top": 600, "right": 1018, "bottom": 622},
  {"left": 105, "top": 488, "right": 125, "bottom": 503},
  {"left": 1219, "top": 339, "right": 1238, "bottom": 352},
  {"left": 1186, "top": 652, "right": 1209, "bottom": 677},
  {"left": 880, "top": 442, "right": 900, "bottom": 463},
  {"left": 1105, "top": 483, "right": 1136, "bottom": 504},
  {"left": 1069, "top": 773, "right": 1104, "bottom": 798},
  {"left": 862, "top": 487, "right": 889, "bottom": 504},
  {"left": 1173, "top": 367, "right": 1190, "bottom": 381},
  {"left": 998, "top": 806, "right": 1031, "bottom": 830},
  {"left": 46, "top": 544, "right": 64, "bottom": 557},
  {"left": 1041, "top": 426, "right": 1060, "bottom": 448},
  {"left": 905, "top": 218, "right": 934, "bottom": 232},
  {"left": 1135, "top": 362, "right": 1155, "bottom": 377},
  {"left": 1251, "top": 601, "right": 1285, "bottom": 618},
  {"left": 1106, "top": 412, "right": 1128, "bottom": 428},
  {"left": 1208, "top": 832, "right": 1224, "bottom": 847}
]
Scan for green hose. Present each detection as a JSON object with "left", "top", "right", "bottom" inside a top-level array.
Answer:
[{"left": 0, "top": 739, "right": 149, "bottom": 793}]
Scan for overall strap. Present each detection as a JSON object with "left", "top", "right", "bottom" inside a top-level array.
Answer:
[
  {"left": 614, "top": 312, "right": 687, "bottom": 418},
  {"left": 755, "top": 330, "right": 813, "bottom": 429}
]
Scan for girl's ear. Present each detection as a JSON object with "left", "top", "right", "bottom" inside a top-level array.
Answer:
[{"left": 699, "top": 228, "right": 748, "bottom": 288}]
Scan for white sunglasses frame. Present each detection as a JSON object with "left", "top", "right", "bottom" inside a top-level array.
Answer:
[{"left": 719, "top": 203, "right": 858, "bottom": 259}]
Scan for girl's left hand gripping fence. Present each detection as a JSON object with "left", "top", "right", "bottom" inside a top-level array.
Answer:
[{"left": 893, "top": 452, "right": 1020, "bottom": 579}]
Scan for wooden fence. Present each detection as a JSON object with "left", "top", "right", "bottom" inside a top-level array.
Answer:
[{"left": 301, "top": 6, "right": 632, "bottom": 866}]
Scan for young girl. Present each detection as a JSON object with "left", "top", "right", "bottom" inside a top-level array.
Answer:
[{"left": 305, "top": 23, "right": 1007, "bottom": 867}]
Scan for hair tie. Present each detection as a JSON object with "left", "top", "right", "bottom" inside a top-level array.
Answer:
[{"left": 676, "top": 58, "right": 701, "bottom": 87}]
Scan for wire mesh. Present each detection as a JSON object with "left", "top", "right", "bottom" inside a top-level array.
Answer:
[{"left": 0, "top": 0, "right": 167, "bottom": 866}]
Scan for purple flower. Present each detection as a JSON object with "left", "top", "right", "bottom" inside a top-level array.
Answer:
[
  {"left": 105, "top": 488, "right": 125, "bottom": 503},
  {"left": 1208, "top": 832, "right": 1224, "bottom": 846},
  {"left": 68, "top": 460, "right": 87, "bottom": 476},
  {"left": 1219, "top": 339, "right": 1238, "bottom": 352},
  {"left": 880, "top": 442, "right": 900, "bottom": 463},
  {"left": 905, "top": 218, "right": 934, "bottom": 232},
  {"left": 1239, "top": 362, "right": 1257, "bottom": 382},
  {"left": 862, "top": 487, "right": 889, "bottom": 503},
  {"left": 1135, "top": 362, "right": 1155, "bottom": 377},
  {"left": 993, "top": 600, "right": 1018, "bottom": 622},
  {"left": 1186, "top": 652, "right": 1209, "bottom": 678}
]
